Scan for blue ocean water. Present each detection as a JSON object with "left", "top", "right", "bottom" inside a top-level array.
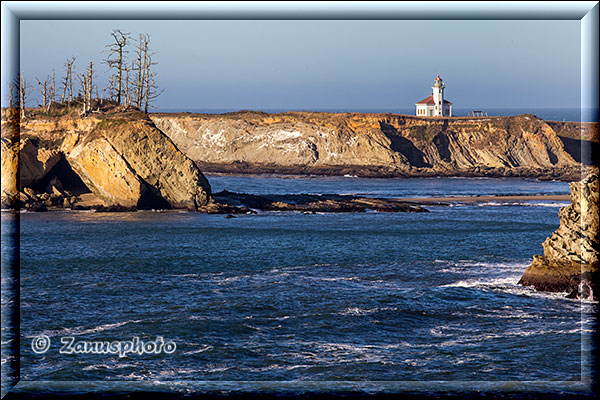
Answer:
[
  {"left": 3, "top": 177, "right": 596, "bottom": 393},
  {"left": 158, "top": 107, "right": 598, "bottom": 122}
]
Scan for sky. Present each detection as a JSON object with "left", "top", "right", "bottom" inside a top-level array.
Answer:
[{"left": 18, "top": 19, "right": 581, "bottom": 111}]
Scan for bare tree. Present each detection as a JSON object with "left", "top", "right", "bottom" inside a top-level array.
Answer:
[
  {"left": 105, "top": 73, "right": 115, "bottom": 102},
  {"left": 61, "top": 56, "right": 76, "bottom": 103},
  {"left": 36, "top": 76, "right": 51, "bottom": 111},
  {"left": 131, "top": 33, "right": 163, "bottom": 113},
  {"left": 124, "top": 67, "right": 131, "bottom": 106},
  {"left": 104, "top": 29, "right": 130, "bottom": 104},
  {"left": 78, "top": 60, "right": 95, "bottom": 114},
  {"left": 8, "top": 82, "right": 16, "bottom": 109},
  {"left": 14, "top": 73, "right": 30, "bottom": 119},
  {"left": 51, "top": 68, "right": 56, "bottom": 105},
  {"left": 133, "top": 33, "right": 150, "bottom": 108},
  {"left": 143, "top": 54, "right": 164, "bottom": 113}
]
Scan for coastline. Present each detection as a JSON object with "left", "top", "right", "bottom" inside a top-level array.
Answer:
[
  {"left": 195, "top": 162, "right": 584, "bottom": 182},
  {"left": 2, "top": 193, "right": 571, "bottom": 214},
  {"left": 393, "top": 194, "right": 570, "bottom": 204}
]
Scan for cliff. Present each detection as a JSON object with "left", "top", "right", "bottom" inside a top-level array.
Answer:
[
  {"left": 151, "top": 111, "right": 582, "bottom": 179},
  {"left": 1, "top": 109, "right": 594, "bottom": 212},
  {"left": 1, "top": 106, "right": 211, "bottom": 211},
  {"left": 519, "top": 170, "right": 599, "bottom": 299}
]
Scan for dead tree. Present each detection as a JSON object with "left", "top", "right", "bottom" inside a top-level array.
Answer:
[
  {"left": 8, "top": 82, "right": 16, "bottom": 109},
  {"left": 143, "top": 56, "right": 164, "bottom": 113},
  {"left": 51, "top": 68, "right": 56, "bottom": 105},
  {"left": 61, "top": 56, "right": 76, "bottom": 103},
  {"left": 124, "top": 67, "right": 131, "bottom": 106},
  {"left": 36, "top": 76, "right": 51, "bottom": 111},
  {"left": 133, "top": 33, "right": 150, "bottom": 109},
  {"left": 104, "top": 29, "right": 130, "bottom": 104},
  {"left": 14, "top": 73, "right": 30, "bottom": 119},
  {"left": 78, "top": 61, "right": 95, "bottom": 114},
  {"left": 105, "top": 74, "right": 115, "bottom": 101},
  {"left": 87, "top": 60, "right": 94, "bottom": 111},
  {"left": 132, "top": 34, "right": 163, "bottom": 113}
]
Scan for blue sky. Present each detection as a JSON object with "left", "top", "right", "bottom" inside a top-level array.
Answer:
[{"left": 19, "top": 19, "right": 580, "bottom": 111}]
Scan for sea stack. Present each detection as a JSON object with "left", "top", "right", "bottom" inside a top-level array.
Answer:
[{"left": 519, "top": 169, "right": 599, "bottom": 299}]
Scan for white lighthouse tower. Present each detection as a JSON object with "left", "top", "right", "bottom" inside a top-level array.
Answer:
[
  {"left": 432, "top": 75, "right": 445, "bottom": 116},
  {"left": 415, "top": 75, "right": 453, "bottom": 117}
]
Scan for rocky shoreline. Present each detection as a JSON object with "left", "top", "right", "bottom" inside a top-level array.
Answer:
[
  {"left": 519, "top": 170, "right": 599, "bottom": 300},
  {"left": 6, "top": 190, "right": 430, "bottom": 214},
  {"left": 195, "top": 161, "right": 582, "bottom": 181},
  {"left": 151, "top": 111, "right": 594, "bottom": 182},
  {"left": 3, "top": 106, "right": 599, "bottom": 299}
]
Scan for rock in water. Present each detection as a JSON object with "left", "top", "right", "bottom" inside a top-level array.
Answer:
[{"left": 519, "top": 170, "right": 599, "bottom": 299}]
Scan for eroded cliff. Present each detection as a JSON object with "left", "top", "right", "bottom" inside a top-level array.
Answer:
[
  {"left": 519, "top": 170, "right": 599, "bottom": 299},
  {"left": 1, "top": 107, "right": 211, "bottom": 210},
  {"left": 151, "top": 111, "right": 581, "bottom": 179}
]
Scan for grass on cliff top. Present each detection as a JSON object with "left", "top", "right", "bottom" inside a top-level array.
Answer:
[{"left": 1, "top": 99, "right": 148, "bottom": 122}]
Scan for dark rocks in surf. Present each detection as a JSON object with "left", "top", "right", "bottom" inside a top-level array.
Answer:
[{"left": 210, "top": 190, "right": 429, "bottom": 213}]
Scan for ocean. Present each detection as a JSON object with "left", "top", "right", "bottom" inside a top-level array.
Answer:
[
  {"left": 2, "top": 176, "right": 597, "bottom": 395},
  {"left": 157, "top": 107, "right": 598, "bottom": 123}
]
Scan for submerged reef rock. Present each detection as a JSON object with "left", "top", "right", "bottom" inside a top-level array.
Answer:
[
  {"left": 151, "top": 111, "right": 586, "bottom": 180},
  {"left": 519, "top": 170, "right": 599, "bottom": 299},
  {"left": 210, "top": 190, "right": 429, "bottom": 213},
  {"left": 1, "top": 107, "right": 211, "bottom": 210}
]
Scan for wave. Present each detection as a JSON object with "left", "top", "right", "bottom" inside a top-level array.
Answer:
[
  {"left": 183, "top": 345, "right": 213, "bottom": 355},
  {"left": 476, "top": 201, "right": 569, "bottom": 207},
  {"left": 29, "top": 319, "right": 144, "bottom": 338}
]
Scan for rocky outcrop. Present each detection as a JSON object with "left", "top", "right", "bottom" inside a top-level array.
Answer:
[
  {"left": 18, "top": 138, "right": 62, "bottom": 188},
  {"left": 151, "top": 111, "right": 581, "bottom": 179},
  {"left": 1, "top": 138, "right": 19, "bottom": 208},
  {"left": 209, "top": 191, "right": 429, "bottom": 213},
  {"left": 519, "top": 170, "right": 599, "bottom": 299},
  {"left": 1, "top": 107, "right": 211, "bottom": 210}
]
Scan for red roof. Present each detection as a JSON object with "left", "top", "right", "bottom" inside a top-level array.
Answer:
[
  {"left": 415, "top": 94, "right": 453, "bottom": 105},
  {"left": 416, "top": 95, "right": 435, "bottom": 105}
]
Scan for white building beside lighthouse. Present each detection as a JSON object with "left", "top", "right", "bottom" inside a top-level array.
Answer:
[{"left": 415, "top": 75, "right": 453, "bottom": 117}]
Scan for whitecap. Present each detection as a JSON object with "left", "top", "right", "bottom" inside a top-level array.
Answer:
[
  {"left": 29, "top": 319, "right": 144, "bottom": 337},
  {"left": 183, "top": 345, "right": 213, "bottom": 355}
]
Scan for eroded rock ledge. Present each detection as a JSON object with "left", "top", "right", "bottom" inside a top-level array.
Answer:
[
  {"left": 204, "top": 191, "right": 429, "bottom": 214},
  {"left": 1, "top": 106, "right": 211, "bottom": 211},
  {"left": 519, "top": 170, "right": 599, "bottom": 299},
  {"left": 150, "top": 111, "right": 591, "bottom": 181}
]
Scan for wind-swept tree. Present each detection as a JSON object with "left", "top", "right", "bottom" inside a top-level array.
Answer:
[{"left": 104, "top": 29, "right": 130, "bottom": 104}]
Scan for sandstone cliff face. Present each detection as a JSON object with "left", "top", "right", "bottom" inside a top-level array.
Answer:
[
  {"left": 1, "top": 138, "right": 18, "bottom": 203},
  {"left": 519, "top": 170, "right": 599, "bottom": 299},
  {"left": 1, "top": 108, "right": 211, "bottom": 210},
  {"left": 150, "top": 112, "right": 578, "bottom": 177},
  {"left": 18, "top": 138, "right": 62, "bottom": 188}
]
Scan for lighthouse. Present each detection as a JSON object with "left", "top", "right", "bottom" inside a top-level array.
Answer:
[{"left": 415, "top": 75, "right": 453, "bottom": 117}]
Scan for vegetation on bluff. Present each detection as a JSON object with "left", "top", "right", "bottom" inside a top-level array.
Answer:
[{"left": 7, "top": 29, "right": 163, "bottom": 121}]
